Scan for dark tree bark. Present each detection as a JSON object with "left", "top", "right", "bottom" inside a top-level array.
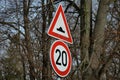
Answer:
[
  {"left": 23, "top": 0, "right": 35, "bottom": 80},
  {"left": 41, "top": 0, "right": 48, "bottom": 80},
  {"left": 47, "top": 0, "right": 53, "bottom": 80},
  {"left": 80, "top": 0, "right": 91, "bottom": 80},
  {"left": 80, "top": 0, "right": 91, "bottom": 66}
]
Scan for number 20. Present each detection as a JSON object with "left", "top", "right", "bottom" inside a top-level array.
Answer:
[{"left": 55, "top": 49, "right": 67, "bottom": 66}]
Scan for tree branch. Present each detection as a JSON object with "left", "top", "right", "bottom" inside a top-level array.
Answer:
[
  {"left": 54, "top": 0, "right": 83, "bottom": 16},
  {"left": 0, "top": 21, "right": 25, "bottom": 36}
]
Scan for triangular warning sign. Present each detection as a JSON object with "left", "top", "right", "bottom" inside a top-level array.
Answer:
[{"left": 48, "top": 4, "right": 73, "bottom": 44}]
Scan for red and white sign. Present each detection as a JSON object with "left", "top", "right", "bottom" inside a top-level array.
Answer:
[
  {"left": 48, "top": 4, "right": 73, "bottom": 44},
  {"left": 50, "top": 40, "right": 72, "bottom": 77}
]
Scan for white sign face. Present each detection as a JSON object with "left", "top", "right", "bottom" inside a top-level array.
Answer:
[
  {"left": 50, "top": 40, "right": 72, "bottom": 77},
  {"left": 54, "top": 45, "right": 69, "bottom": 71},
  {"left": 53, "top": 13, "right": 69, "bottom": 38}
]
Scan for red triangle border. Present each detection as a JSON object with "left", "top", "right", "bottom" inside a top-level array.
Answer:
[{"left": 48, "top": 4, "right": 73, "bottom": 44}]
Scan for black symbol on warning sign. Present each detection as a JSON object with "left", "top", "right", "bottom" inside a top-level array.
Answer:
[{"left": 57, "top": 27, "right": 65, "bottom": 33}]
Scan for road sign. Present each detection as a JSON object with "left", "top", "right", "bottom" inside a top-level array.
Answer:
[
  {"left": 48, "top": 4, "right": 73, "bottom": 44},
  {"left": 50, "top": 40, "right": 72, "bottom": 77}
]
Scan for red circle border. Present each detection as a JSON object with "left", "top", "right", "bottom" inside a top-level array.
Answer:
[{"left": 50, "top": 40, "right": 72, "bottom": 77}]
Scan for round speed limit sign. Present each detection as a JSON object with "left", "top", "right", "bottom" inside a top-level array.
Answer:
[{"left": 50, "top": 40, "right": 72, "bottom": 77}]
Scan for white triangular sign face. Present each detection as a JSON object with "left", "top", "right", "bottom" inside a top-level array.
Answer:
[
  {"left": 47, "top": 4, "right": 73, "bottom": 44},
  {"left": 53, "top": 13, "right": 69, "bottom": 38}
]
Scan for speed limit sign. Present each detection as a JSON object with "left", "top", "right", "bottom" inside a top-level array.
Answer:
[{"left": 50, "top": 40, "right": 72, "bottom": 77}]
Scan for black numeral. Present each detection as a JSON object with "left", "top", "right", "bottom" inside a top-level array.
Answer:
[
  {"left": 55, "top": 49, "right": 67, "bottom": 66},
  {"left": 56, "top": 49, "right": 61, "bottom": 65},
  {"left": 62, "top": 51, "right": 67, "bottom": 66}
]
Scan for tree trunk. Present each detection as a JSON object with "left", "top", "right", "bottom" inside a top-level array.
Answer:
[
  {"left": 23, "top": 0, "right": 35, "bottom": 80},
  {"left": 89, "top": 0, "right": 110, "bottom": 80},
  {"left": 47, "top": 0, "right": 53, "bottom": 80},
  {"left": 41, "top": 0, "right": 48, "bottom": 80},
  {"left": 80, "top": 0, "right": 91, "bottom": 79}
]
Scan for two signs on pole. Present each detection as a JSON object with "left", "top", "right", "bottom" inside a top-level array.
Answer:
[{"left": 47, "top": 4, "right": 73, "bottom": 77}]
